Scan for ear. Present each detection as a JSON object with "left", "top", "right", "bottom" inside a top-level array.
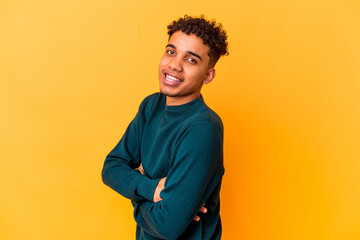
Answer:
[{"left": 203, "top": 68, "right": 216, "bottom": 85}]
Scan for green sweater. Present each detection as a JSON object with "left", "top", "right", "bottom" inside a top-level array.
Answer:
[{"left": 102, "top": 93, "right": 224, "bottom": 239}]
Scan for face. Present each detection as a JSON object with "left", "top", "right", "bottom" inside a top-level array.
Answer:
[{"left": 158, "top": 31, "right": 216, "bottom": 105}]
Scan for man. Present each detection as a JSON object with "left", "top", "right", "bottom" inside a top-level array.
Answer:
[{"left": 102, "top": 15, "right": 229, "bottom": 239}]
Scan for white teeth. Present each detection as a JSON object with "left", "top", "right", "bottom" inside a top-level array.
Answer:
[{"left": 166, "top": 74, "right": 181, "bottom": 82}]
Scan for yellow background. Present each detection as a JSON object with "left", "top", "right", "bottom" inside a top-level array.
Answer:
[{"left": 1, "top": 0, "right": 359, "bottom": 239}]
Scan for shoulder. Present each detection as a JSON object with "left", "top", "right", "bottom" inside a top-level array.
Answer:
[
  {"left": 183, "top": 103, "right": 223, "bottom": 137},
  {"left": 173, "top": 108, "right": 224, "bottom": 167},
  {"left": 174, "top": 115, "right": 223, "bottom": 154},
  {"left": 138, "top": 92, "right": 165, "bottom": 116}
]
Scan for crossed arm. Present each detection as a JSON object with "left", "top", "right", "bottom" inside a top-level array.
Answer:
[
  {"left": 137, "top": 165, "right": 207, "bottom": 221},
  {"left": 102, "top": 101, "right": 222, "bottom": 239}
]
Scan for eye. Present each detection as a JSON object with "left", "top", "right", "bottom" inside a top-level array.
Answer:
[
  {"left": 166, "top": 49, "right": 175, "bottom": 55},
  {"left": 187, "top": 58, "right": 197, "bottom": 64}
]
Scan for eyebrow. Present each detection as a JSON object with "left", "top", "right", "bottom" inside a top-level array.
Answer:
[{"left": 166, "top": 44, "right": 202, "bottom": 61}]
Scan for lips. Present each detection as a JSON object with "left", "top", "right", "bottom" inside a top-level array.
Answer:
[{"left": 163, "top": 73, "right": 184, "bottom": 86}]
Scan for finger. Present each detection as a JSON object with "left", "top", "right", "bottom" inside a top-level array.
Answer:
[
  {"left": 136, "top": 165, "right": 145, "bottom": 175},
  {"left": 199, "top": 206, "right": 207, "bottom": 213},
  {"left": 193, "top": 215, "right": 200, "bottom": 221}
]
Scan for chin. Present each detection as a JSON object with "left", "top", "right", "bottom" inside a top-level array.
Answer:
[
  {"left": 160, "top": 89, "right": 176, "bottom": 97},
  {"left": 160, "top": 84, "right": 175, "bottom": 97}
]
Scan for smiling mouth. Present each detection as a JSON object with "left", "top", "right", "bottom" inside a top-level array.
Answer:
[{"left": 165, "top": 74, "right": 183, "bottom": 82}]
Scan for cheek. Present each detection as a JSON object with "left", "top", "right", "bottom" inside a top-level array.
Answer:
[
  {"left": 187, "top": 69, "right": 205, "bottom": 83},
  {"left": 158, "top": 55, "right": 168, "bottom": 68},
  {"left": 158, "top": 61, "right": 165, "bottom": 75}
]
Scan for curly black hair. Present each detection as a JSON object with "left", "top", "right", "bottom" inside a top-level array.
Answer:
[{"left": 167, "top": 15, "right": 229, "bottom": 68}]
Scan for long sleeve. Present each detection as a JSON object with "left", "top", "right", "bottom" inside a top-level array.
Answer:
[
  {"left": 133, "top": 121, "right": 224, "bottom": 239},
  {"left": 102, "top": 97, "right": 160, "bottom": 202}
]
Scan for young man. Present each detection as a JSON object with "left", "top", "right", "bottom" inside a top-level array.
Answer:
[{"left": 102, "top": 15, "right": 229, "bottom": 239}]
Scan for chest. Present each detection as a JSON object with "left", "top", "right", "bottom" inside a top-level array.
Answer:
[{"left": 140, "top": 111, "right": 186, "bottom": 179}]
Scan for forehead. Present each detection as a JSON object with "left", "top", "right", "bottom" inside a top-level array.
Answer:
[{"left": 168, "top": 31, "right": 210, "bottom": 58}]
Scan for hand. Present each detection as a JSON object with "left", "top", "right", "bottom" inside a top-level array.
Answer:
[
  {"left": 136, "top": 165, "right": 166, "bottom": 203},
  {"left": 153, "top": 177, "right": 166, "bottom": 202},
  {"left": 193, "top": 204, "right": 207, "bottom": 222},
  {"left": 136, "top": 164, "right": 145, "bottom": 175}
]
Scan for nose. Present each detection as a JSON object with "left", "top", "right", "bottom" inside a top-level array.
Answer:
[{"left": 169, "top": 57, "right": 183, "bottom": 72}]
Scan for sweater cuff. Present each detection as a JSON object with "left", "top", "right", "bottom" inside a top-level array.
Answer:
[{"left": 137, "top": 174, "right": 160, "bottom": 202}]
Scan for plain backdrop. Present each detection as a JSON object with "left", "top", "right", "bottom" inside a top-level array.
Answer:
[{"left": 1, "top": 0, "right": 359, "bottom": 239}]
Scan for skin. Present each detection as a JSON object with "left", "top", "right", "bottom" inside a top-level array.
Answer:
[{"left": 158, "top": 31, "right": 216, "bottom": 106}]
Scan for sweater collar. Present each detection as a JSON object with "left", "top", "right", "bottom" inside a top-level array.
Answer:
[{"left": 164, "top": 94, "right": 204, "bottom": 112}]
